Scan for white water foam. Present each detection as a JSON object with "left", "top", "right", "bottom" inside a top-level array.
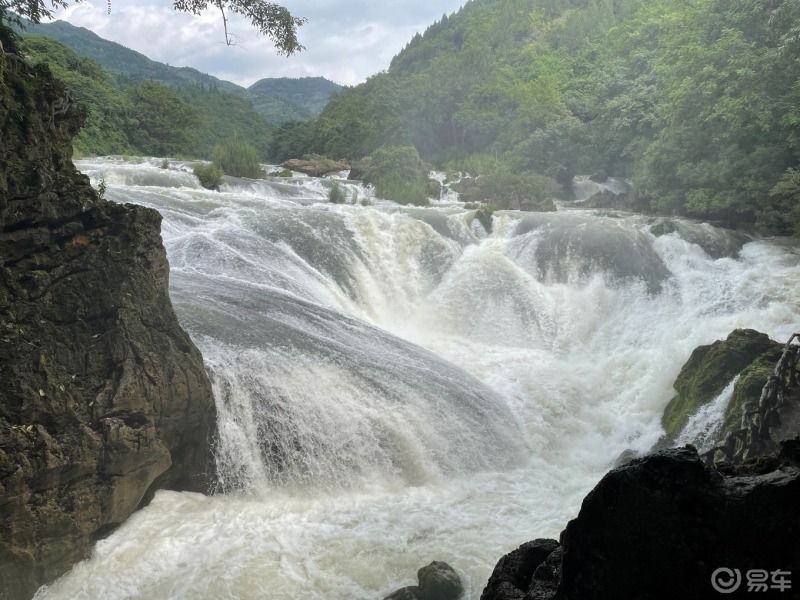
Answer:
[{"left": 36, "top": 157, "right": 800, "bottom": 600}]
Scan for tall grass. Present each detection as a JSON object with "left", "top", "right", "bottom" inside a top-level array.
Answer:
[{"left": 212, "top": 135, "right": 263, "bottom": 179}]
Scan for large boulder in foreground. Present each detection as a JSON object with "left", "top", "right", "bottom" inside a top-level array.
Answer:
[
  {"left": 0, "top": 48, "right": 216, "bottom": 599},
  {"left": 482, "top": 442, "right": 800, "bottom": 600}
]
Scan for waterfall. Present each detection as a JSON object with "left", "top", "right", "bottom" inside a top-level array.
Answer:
[
  {"left": 35, "top": 157, "right": 800, "bottom": 600},
  {"left": 675, "top": 375, "right": 740, "bottom": 452}
]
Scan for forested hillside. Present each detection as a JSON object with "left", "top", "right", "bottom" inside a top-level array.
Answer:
[
  {"left": 22, "top": 36, "right": 275, "bottom": 158},
  {"left": 20, "top": 19, "right": 340, "bottom": 125},
  {"left": 247, "top": 77, "right": 341, "bottom": 123},
  {"left": 280, "top": 0, "right": 800, "bottom": 234}
]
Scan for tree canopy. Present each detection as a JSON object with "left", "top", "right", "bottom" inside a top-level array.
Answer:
[{"left": 0, "top": 0, "right": 306, "bottom": 55}]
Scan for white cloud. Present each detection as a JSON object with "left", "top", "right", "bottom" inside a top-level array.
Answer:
[{"left": 50, "top": 0, "right": 466, "bottom": 87}]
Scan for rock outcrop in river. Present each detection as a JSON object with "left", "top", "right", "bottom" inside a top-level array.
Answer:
[{"left": 0, "top": 42, "right": 216, "bottom": 599}]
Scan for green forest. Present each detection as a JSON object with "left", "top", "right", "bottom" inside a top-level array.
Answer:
[
  {"left": 274, "top": 0, "right": 800, "bottom": 234},
  {"left": 19, "top": 19, "right": 341, "bottom": 125},
  {"left": 20, "top": 36, "right": 276, "bottom": 158}
]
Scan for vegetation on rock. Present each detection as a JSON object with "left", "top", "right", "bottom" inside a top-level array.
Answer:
[
  {"left": 212, "top": 135, "right": 263, "bottom": 179},
  {"left": 362, "top": 146, "right": 430, "bottom": 206}
]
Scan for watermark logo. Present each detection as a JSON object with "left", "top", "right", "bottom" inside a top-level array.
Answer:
[
  {"left": 711, "top": 568, "right": 792, "bottom": 594},
  {"left": 712, "top": 568, "right": 742, "bottom": 594}
]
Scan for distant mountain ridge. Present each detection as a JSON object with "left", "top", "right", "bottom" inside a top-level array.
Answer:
[
  {"left": 19, "top": 19, "right": 341, "bottom": 124},
  {"left": 246, "top": 77, "right": 341, "bottom": 123}
]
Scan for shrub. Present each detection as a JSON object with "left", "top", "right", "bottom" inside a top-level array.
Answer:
[
  {"left": 277, "top": 168, "right": 292, "bottom": 177},
  {"left": 453, "top": 154, "right": 560, "bottom": 209},
  {"left": 363, "top": 146, "right": 430, "bottom": 206},
  {"left": 160, "top": 158, "right": 170, "bottom": 169},
  {"left": 328, "top": 181, "right": 346, "bottom": 204},
  {"left": 194, "top": 163, "right": 225, "bottom": 190},
  {"left": 212, "top": 135, "right": 263, "bottom": 179}
]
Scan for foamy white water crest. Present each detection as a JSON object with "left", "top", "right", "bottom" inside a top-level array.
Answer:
[{"left": 36, "top": 158, "right": 800, "bottom": 599}]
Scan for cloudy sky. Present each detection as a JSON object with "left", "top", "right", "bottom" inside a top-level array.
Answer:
[{"left": 49, "top": 0, "right": 467, "bottom": 87}]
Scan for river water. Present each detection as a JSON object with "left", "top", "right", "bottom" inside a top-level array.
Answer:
[{"left": 35, "top": 157, "right": 800, "bottom": 599}]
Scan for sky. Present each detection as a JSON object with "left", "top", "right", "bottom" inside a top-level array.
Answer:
[{"left": 48, "top": 0, "right": 468, "bottom": 87}]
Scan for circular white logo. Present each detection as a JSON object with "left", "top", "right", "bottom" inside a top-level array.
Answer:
[{"left": 711, "top": 568, "right": 742, "bottom": 594}]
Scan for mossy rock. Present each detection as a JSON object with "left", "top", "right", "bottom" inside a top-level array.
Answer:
[
  {"left": 661, "top": 329, "right": 781, "bottom": 442},
  {"left": 721, "top": 348, "right": 783, "bottom": 436}
]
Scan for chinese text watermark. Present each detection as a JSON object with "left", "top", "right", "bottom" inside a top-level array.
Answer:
[{"left": 711, "top": 568, "right": 792, "bottom": 594}]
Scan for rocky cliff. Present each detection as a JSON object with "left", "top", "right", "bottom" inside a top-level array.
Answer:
[{"left": 0, "top": 43, "right": 216, "bottom": 599}]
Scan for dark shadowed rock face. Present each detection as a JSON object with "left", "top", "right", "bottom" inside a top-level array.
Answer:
[
  {"left": 0, "top": 53, "right": 216, "bottom": 599},
  {"left": 482, "top": 442, "right": 800, "bottom": 600}
]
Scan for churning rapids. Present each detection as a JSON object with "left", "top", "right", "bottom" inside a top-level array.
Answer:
[{"left": 36, "top": 157, "right": 800, "bottom": 599}]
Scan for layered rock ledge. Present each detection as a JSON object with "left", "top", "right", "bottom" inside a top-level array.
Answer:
[{"left": 0, "top": 46, "right": 216, "bottom": 599}]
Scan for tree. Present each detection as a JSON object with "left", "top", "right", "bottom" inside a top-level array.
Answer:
[{"left": 0, "top": 0, "right": 306, "bottom": 55}]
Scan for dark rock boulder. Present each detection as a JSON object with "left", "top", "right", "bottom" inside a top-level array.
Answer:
[
  {"left": 384, "top": 561, "right": 464, "bottom": 600},
  {"left": 482, "top": 442, "right": 800, "bottom": 600},
  {"left": 481, "top": 539, "right": 559, "bottom": 600},
  {"left": 0, "top": 47, "right": 216, "bottom": 599},
  {"left": 418, "top": 560, "right": 464, "bottom": 600},
  {"left": 281, "top": 154, "right": 349, "bottom": 177},
  {"left": 561, "top": 444, "right": 800, "bottom": 599}
]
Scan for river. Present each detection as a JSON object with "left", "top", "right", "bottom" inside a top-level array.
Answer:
[{"left": 35, "top": 157, "right": 800, "bottom": 599}]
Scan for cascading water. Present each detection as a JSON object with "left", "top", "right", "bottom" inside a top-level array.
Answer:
[
  {"left": 675, "top": 375, "right": 741, "bottom": 452},
  {"left": 35, "top": 157, "right": 800, "bottom": 599},
  {"left": 572, "top": 174, "right": 631, "bottom": 201}
]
